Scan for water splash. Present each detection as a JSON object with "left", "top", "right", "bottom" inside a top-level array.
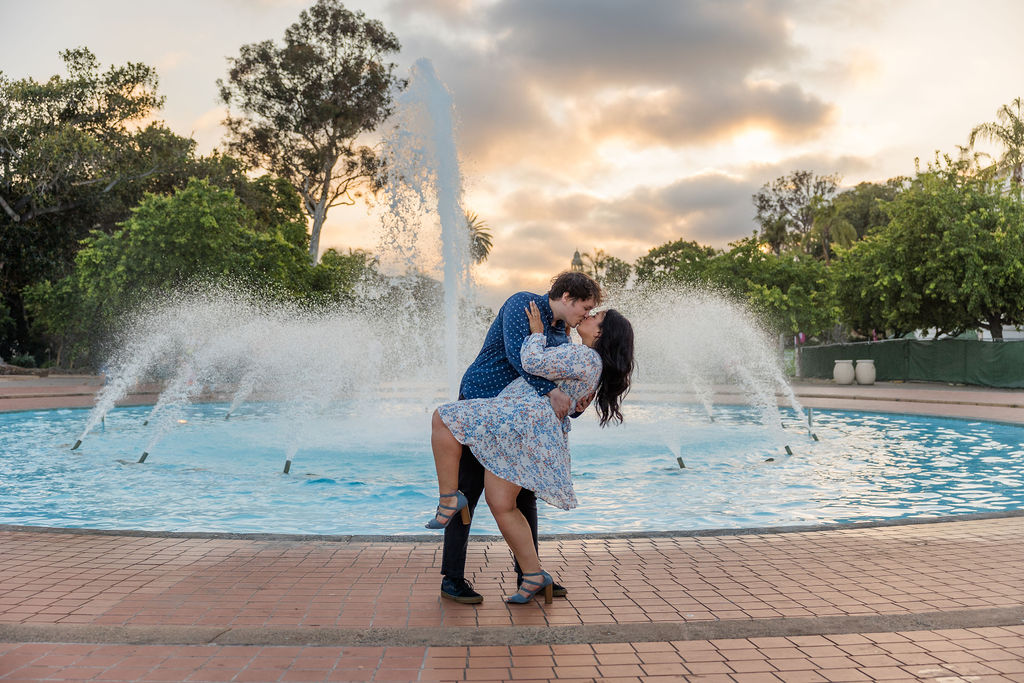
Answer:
[
  {"left": 617, "top": 284, "right": 805, "bottom": 442},
  {"left": 378, "top": 58, "right": 472, "bottom": 399}
]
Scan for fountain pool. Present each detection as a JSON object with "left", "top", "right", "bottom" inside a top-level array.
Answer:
[{"left": 4, "top": 397, "right": 1022, "bottom": 535}]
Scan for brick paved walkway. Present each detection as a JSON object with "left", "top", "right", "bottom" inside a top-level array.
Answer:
[
  {"left": 1, "top": 517, "right": 1023, "bottom": 681},
  {"left": 2, "top": 377, "right": 1024, "bottom": 681}
]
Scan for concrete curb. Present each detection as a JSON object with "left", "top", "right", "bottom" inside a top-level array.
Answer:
[
  {"left": 3, "top": 607, "right": 1023, "bottom": 647},
  {"left": 2, "top": 509, "right": 1022, "bottom": 543}
]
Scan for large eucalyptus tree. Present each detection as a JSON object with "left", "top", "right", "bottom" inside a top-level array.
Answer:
[{"left": 219, "top": 0, "right": 401, "bottom": 263}]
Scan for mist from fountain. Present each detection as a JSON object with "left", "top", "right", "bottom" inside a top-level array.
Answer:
[
  {"left": 72, "top": 60, "right": 805, "bottom": 471},
  {"left": 622, "top": 285, "right": 805, "bottom": 445}
]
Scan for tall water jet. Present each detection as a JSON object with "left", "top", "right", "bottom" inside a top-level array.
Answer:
[{"left": 379, "top": 58, "right": 472, "bottom": 398}]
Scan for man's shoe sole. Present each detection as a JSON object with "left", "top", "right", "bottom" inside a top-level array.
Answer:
[
  {"left": 441, "top": 591, "right": 483, "bottom": 604},
  {"left": 552, "top": 586, "right": 567, "bottom": 598}
]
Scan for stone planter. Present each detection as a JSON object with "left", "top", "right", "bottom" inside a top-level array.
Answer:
[
  {"left": 855, "top": 359, "right": 876, "bottom": 385},
  {"left": 833, "top": 359, "right": 855, "bottom": 385}
]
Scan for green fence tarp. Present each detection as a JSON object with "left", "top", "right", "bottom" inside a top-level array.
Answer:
[{"left": 798, "top": 338, "right": 1024, "bottom": 388}]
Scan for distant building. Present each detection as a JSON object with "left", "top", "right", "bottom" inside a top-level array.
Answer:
[{"left": 571, "top": 249, "right": 584, "bottom": 272}]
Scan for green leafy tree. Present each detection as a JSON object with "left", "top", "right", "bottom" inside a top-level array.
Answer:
[
  {"left": 218, "top": 0, "right": 401, "bottom": 263},
  {"left": 806, "top": 196, "right": 856, "bottom": 264},
  {"left": 0, "top": 47, "right": 194, "bottom": 357},
  {"left": 579, "top": 248, "right": 632, "bottom": 289},
  {"left": 308, "top": 247, "right": 377, "bottom": 304},
  {"left": 702, "top": 237, "right": 838, "bottom": 338},
  {"left": 25, "top": 179, "right": 314, "bottom": 366},
  {"left": 465, "top": 211, "right": 493, "bottom": 263},
  {"left": 832, "top": 230, "right": 911, "bottom": 338},
  {"left": 633, "top": 239, "right": 718, "bottom": 284},
  {"left": 969, "top": 96, "right": 1024, "bottom": 187},
  {"left": 633, "top": 235, "right": 836, "bottom": 338},
  {"left": 834, "top": 159, "right": 1024, "bottom": 339},
  {"left": 833, "top": 180, "right": 903, "bottom": 239},
  {"left": 753, "top": 170, "right": 840, "bottom": 254}
]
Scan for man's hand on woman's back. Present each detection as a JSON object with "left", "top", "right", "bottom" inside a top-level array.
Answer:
[{"left": 548, "top": 387, "right": 571, "bottom": 420}]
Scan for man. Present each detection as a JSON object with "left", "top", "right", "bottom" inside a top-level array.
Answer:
[{"left": 440, "top": 271, "right": 602, "bottom": 603}]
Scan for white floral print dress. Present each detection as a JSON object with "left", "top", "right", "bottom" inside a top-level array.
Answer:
[{"left": 437, "top": 333, "right": 602, "bottom": 510}]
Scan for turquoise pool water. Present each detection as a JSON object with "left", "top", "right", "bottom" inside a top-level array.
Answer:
[{"left": 2, "top": 400, "right": 1022, "bottom": 535}]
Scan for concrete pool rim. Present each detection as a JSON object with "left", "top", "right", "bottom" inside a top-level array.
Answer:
[{"left": 3, "top": 507, "right": 1022, "bottom": 543}]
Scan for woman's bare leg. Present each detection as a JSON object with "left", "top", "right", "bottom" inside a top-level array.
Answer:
[
  {"left": 431, "top": 409, "right": 465, "bottom": 524},
  {"left": 484, "top": 471, "right": 541, "bottom": 575}
]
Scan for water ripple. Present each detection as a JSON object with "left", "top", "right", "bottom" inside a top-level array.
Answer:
[{"left": 1, "top": 402, "right": 1023, "bottom": 534}]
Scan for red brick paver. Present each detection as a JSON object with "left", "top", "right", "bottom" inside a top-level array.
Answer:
[
  {"left": 3, "top": 625, "right": 1024, "bottom": 681},
  {"left": 2, "top": 517, "right": 1022, "bottom": 630}
]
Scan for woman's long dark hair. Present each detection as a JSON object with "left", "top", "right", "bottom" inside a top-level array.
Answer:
[{"left": 591, "top": 309, "right": 635, "bottom": 426}]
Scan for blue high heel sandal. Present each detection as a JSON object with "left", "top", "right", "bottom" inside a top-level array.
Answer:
[
  {"left": 506, "top": 570, "right": 553, "bottom": 604},
  {"left": 425, "top": 491, "right": 470, "bottom": 529}
]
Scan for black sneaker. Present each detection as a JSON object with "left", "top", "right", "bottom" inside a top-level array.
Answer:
[
  {"left": 518, "top": 577, "right": 567, "bottom": 598},
  {"left": 441, "top": 577, "right": 483, "bottom": 604}
]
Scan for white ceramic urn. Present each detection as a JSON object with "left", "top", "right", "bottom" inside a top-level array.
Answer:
[
  {"left": 855, "top": 359, "right": 876, "bottom": 385},
  {"left": 833, "top": 359, "right": 855, "bottom": 385}
]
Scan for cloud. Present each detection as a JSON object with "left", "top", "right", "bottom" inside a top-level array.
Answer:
[
  {"left": 486, "top": 0, "right": 796, "bottom": 90},
  {"left": 483, "top": 149, "right": 879, "bottom": 272},
  {"left": 589, "top": 82, "right": 836, "bottom": 146},
  {"left": 389, "top": 0, "right": 836, "bottom": 177},
  {"left": 155, "top": 51, "right": 189, "bottom": 72},
  {"left": 386, "top": 0, "right": 475, "bottom": 23},
  {"left": 488, "top": 173, "right": 758, "bottom": 273}
]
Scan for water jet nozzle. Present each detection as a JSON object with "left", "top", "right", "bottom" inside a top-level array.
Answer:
[
  {"left": 138, "top": 452, "right": 148, "bottom": 464},
  {"left": 811, "top": 433, "right": 819, "bottom": 441},
  {"left": 784, "top": 445, "right": 793, "bottom": 455},
  {"left": 676, "top": 457, "right": 686, "bottom": 469},
  {"left": 283, "top": 459, "right": 291, "bottom": 474},
  {"left": 71, "top": 439, "right": 82, "bottom": 451}
]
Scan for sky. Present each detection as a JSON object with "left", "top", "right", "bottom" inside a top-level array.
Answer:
[{"left": 3, "top": 0, "right": 1023, "bottom": 307}]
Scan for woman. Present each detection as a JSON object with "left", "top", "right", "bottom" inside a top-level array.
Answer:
[{"left": 426, "top": 300, "right": 635, "bottom": 604}]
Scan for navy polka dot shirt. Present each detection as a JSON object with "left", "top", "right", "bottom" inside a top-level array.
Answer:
[{"left": 459, "top": 291, "right": 570, "bottom": 400}]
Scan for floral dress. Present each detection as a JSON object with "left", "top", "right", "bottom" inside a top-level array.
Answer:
[{"left": 437, "top": 333, "right": 602, "bottom": 510}]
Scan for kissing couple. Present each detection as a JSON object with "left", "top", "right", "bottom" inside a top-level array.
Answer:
[{"left": 424, "top": 271, "right": 635, "bottom": 604}]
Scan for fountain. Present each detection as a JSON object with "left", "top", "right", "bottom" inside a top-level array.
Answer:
[
  {"left": 378, "top": 58, "right": 473, "bottom": 399},
  {"left": 9, "top": 60, "right": 1020, "bottom": 536}
]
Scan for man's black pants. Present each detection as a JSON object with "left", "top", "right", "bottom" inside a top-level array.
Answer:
[{"left": 440, "top": 443, "right": 538, "bottom": 581}]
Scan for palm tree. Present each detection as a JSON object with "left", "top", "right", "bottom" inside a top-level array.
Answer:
[
  {"left": 969, "top": 97, "right": 1024, "bottom": 186},
  {"left": 807, "top": 197, "right": 856, "bottom": 265},
  {"left": 465, "top": 211, "right": 493, "bottom": 264},
  {"left": 581, "top": 248, "right": 608, "bottom": 280}
]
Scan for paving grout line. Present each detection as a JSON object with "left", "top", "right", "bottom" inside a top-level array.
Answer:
[{"left": 2, "top": 606, "right": 1023, "bottom": 648}]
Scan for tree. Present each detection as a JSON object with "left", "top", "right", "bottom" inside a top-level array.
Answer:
[
  {"left": 833, "top": 180, "right": 903, "bottom": 239},
  {"left": 633, "top": 239, "right": 718, "bottom": 284},
  {"left": 806, "top": 196, "right": 856, "bottom": 264},
  {"left": 218, "top": 0, "right": 401, "bottom": 263},
  {"left": 834, "top": 159, "right": 1024, "bottom": 339},
  {"left": 580, "top": 248, "right": 631, "bottom": 289},
  {"left": 969, "top": 96, "right": 1024, "bottom": 187},
  {"left": 465, "top": 211, "right": 493, "bottom": 263},
  {"left": 308, "top": 247, "right": 377, "bottom": 304},
  {"left": 0, "top": 47, "right": 194, "bottom": 357},
  {"left": 702, "top": 237, "right": 838, "bottom": 338},
  {"left": 633, "top": 235, "right": 836, "bottom": 338},
  {"left": 753, "top": 170, "right": 840, "bottom": 253},
  {"left": 24, "top": 179, "right": 315, "bottom": 366}
]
